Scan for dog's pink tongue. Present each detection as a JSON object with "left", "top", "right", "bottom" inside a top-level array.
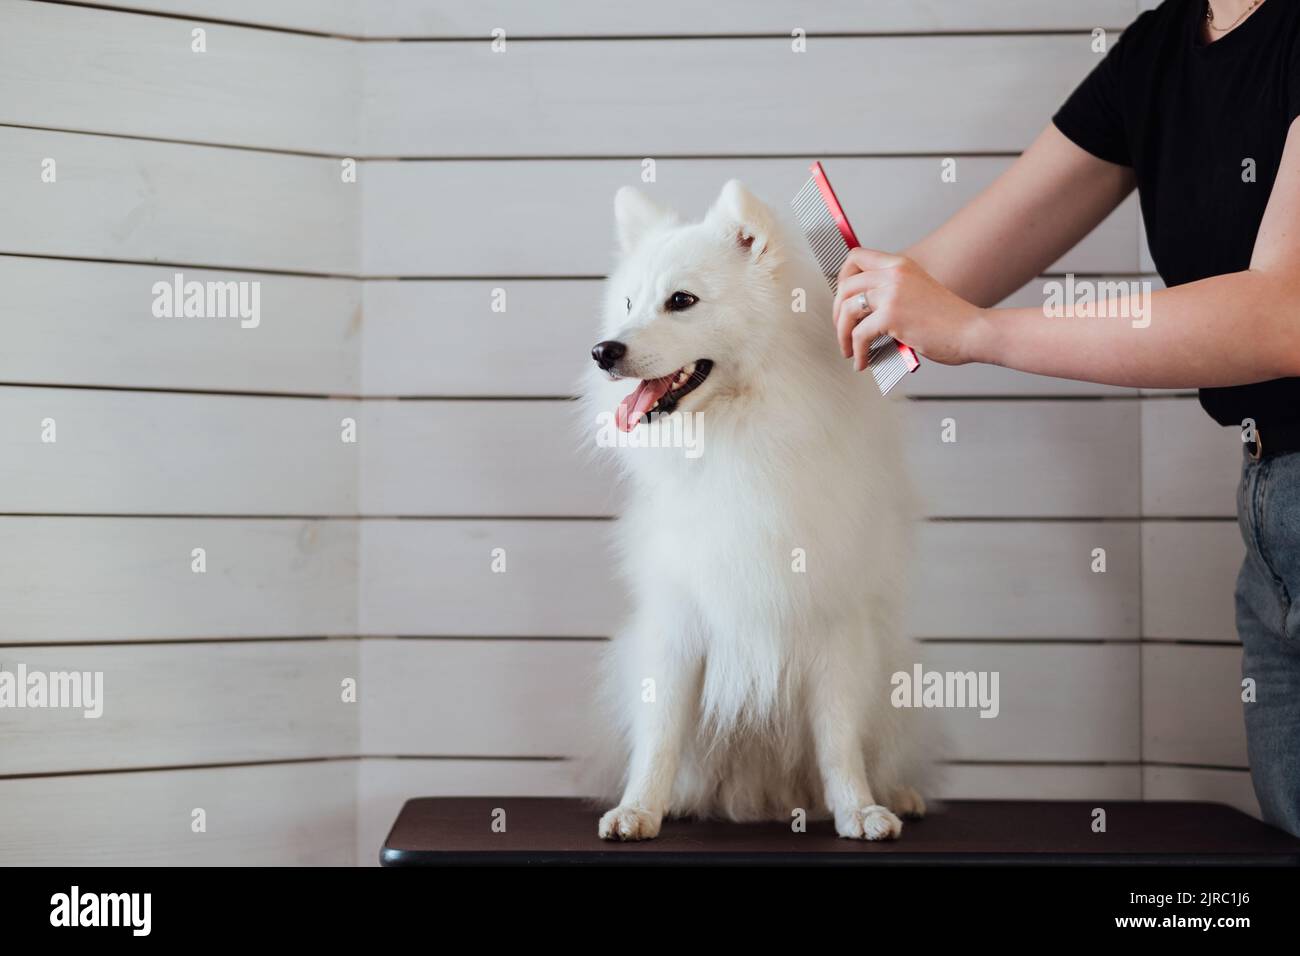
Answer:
[{"left": 616, "top": 376, "right": 674, "bottom": 432}]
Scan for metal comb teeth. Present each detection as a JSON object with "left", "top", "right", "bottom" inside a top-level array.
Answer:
[
  {"left": 791, "top": 176, "right": 848, "bottom": 287},
  {"left": 864, "top": 333, "right": 914, "bottom": 394},
  {"left": 791, "top": 172, "right": 916, "bottom": 396}
]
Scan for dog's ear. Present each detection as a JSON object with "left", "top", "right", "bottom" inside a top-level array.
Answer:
[
  {"left": 708, "top": 179, "right": 778, "bottom": 263},
  {"left": 614, "top": 187, "right": 676, "bottom": 254}
]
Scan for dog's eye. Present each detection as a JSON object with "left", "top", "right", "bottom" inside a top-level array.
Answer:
[
  {"left": 666, "top": 291, "right": 698, "bottom": 312},
  {"left": 624, "top": 297, "right": 631, "bottom": 313}
]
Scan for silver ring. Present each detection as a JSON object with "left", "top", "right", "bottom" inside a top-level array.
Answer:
[{"left": 857, "top": 292, "right": 870, "bottom": 313}]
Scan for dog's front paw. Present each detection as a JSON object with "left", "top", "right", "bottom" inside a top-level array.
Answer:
[
  {"left": 835, "top": 805, "right": 903, "bottom": 841},
  {"left": 889, "top": 785, "right": 927, "bottom": 820},
  {"left": 598, "top": 805, "right": 662, "bottom": 841}
]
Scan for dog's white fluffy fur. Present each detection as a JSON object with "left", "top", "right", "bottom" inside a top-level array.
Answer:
[{"left": 580, "top": 180, "right": 932, "bottom": 841}]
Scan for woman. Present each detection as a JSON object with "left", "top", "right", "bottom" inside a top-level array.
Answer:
[{"left": 833, "top": 0, "right": 1300, "bottom": 835}]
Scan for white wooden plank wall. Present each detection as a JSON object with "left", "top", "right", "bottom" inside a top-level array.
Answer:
[
  {"left": 0, "top": 0, "right": 361, "bottom": 866},
  {"left": 0, "top": 762, "right": 357, "bottom": 866},
  {"left": 362, "top": 37, "right": 1122, "bottom": 157},
  {"left": 1, "top": 0, "right": 359, "bottom": 153},
  {"left": 3, "top": 1, "right": 1261, "bottom": 865},
  {"left": 70, "top": 1, "right": 1144, "bottom": 39},
  {"left": 0, "top": 127, "right": 359, "bottom": 273},
  {"left": 361, "top": 158, "right": 1138, "bottom": 277}
]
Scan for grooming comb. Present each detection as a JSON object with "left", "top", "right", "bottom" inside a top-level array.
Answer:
[{"left": 791, "top": 161, "right": 920, "bottom": 395}]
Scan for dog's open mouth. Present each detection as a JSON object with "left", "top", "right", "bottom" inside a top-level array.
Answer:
[{"left": 615, "top": 359, "right": 713, "bottom": 432}]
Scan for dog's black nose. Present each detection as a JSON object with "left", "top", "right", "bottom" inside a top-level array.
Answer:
[{"left": 591, "top": 340, "right": 627, "bottom": 371}]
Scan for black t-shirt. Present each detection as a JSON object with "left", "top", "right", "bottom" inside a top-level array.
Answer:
[{"left": 1053, "top": 0, "right": 1300, "bottom": 427}]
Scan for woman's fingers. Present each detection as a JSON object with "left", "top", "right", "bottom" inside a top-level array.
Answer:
[
  {"left": 832, "top": 261, "right": 904, "bottom": 317},
  {"left": 832, "top": 253, "right": 914, "bottom": 367},
  {"left": 834, "top": 286, "right": 862, "bottom": 357},
  {"left": 835, "top": 291, "right": 866, "bottom": 358},
  {"left": 834, "top": 270, "right": 896, "bottom": 357},
  {"left": 850, "top": 309, "right": 890, "bottom": 372},
  {"left": 835, "top": 247, "right": 905, "bottom": 291}
]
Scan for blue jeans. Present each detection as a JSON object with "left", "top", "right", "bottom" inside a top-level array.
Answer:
[{"left": 1236, "top": 448, "right": 1300, "bottom": 836}]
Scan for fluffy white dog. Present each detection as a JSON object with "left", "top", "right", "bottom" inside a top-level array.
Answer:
[{"left": 581, "top": 180, "right": 930, "bottom": 841}]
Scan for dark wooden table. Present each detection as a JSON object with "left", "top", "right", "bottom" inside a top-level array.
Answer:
[{"left": 381, "top": 797, "right": 1300, "bottom": 866}]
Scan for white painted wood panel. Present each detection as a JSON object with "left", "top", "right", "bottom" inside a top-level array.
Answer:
[
  {"left": 1142, "top": 766, "right": 1261, "bottom": 819},
  {"left": 360, "top": 399, "right": 1139, "bottom": 517},
  {"left": 0, "top": 760, "right": 356, "bottom": 865},
  {"left": 360, "top": 277, "right": 1145, "bottom": 398},
  {"left": 362, "top": 35, "right": 1110, "bottom": 156},
  {"left": 0, "top": 258, "right": 360, "bottom": 394},
  {"left": 359, "top": 519, "right": 617, "bottom": 637},
  {"left": 77, "top": 0, "right": 1140, "bottom": 38},
  {"left": 0, "top": 128, "right": 359, "bottom": 274},
  {"left": 1142, "top": 397, "right": 1241, "bottom": 517},
  {"left": 78, "top": 0, "right": 365, "bottom": 36},
  {"left": 926, "top": 643, "right": 1140, "bottom": 762},
  {"left": 1142, "top": 644, "right": 1248, "bottom": 768},
  {"left": 359, "top": 639, "right": 1138, "bottom": 762},
  {"left": 1, "top": 0, "right": 358, "bottom": 153},
  {"left": 357, "top": 757, "right": 581, "bottom": 865},
  {"left": 940, "top": 764, "right": 1142, "bottom": 802},
  {"left": 360, "top": 519, "right": 1141, "bottom": 638},
  {"left": 0, "top": 517, "right": 356, "bottom": 643},
  {"left": 0, "top": 387, "right": 358, "bottom": 515},
  {"left": 910, "top": 400, "right": 1139, "bottom": 518},
  {"left": 360, "top": 400, "right": 619, "bottom": 517},
  {"left": 0, "top": 640, "right": 358, "bottom": 775},
  {"left": 1142, "top": 521, "right": 1243, "bottom": 643},
  {"left": 360, "top": 639, "right": 601, "bottom": 756},
  {"left": 361, "top": 1, "right": 1138, "bottom": 38},
  {"left": 362, "top": 158, "right": 1138, "bottom": 277},
  {"left": 912, "top": 521, "right": 1139, "bottom": 639},
  {"left": 361, "top": 280, "right": 597, "bottom": 398}
]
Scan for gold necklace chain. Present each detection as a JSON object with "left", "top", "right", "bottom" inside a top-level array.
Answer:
[{"left": 1206, "top": 0, "right": 1262, "bottom": 33}]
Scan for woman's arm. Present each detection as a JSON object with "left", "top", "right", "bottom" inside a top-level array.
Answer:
[
  {"left": 905, "top": 124, "right": 1135, "bottom": 308},
  {"left": 834, "top": 119, "right": 1300, "bottom": 388}
]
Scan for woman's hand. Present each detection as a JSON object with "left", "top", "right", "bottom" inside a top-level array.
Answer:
[{"left": 832, "top": 248, "right": 990, "bottom": 370}]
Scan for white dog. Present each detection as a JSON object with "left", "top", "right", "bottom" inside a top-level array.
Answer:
[{"left": 581, "top": 180, "right": 931, "bottom": 841}]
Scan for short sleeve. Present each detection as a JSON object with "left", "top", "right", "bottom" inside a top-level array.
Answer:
[{"left": 1052, "top": 28, "right": 1135, "bottom": 167}]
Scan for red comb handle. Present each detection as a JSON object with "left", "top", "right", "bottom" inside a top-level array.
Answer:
[
  {"left": 810, "top": 161, "right": 860, "bottom": 249},
  {"left": 810, "top": 162, "right": 919, "bottom": 375}
]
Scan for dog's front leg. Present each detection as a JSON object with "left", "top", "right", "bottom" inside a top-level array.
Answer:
[
  {"left": 810, "top": 656, "right": 903, "bottom": 840},
  {"left": 598, "top": 635, "right": 700, "bottom": 842}
]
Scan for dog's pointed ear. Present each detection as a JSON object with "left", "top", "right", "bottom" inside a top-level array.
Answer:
[
  {"left": 614, "top": 186, "right": 676, "bottom": 254},
  {"left": 708, "top": 179, "right": 778, "bottom": 263}
]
